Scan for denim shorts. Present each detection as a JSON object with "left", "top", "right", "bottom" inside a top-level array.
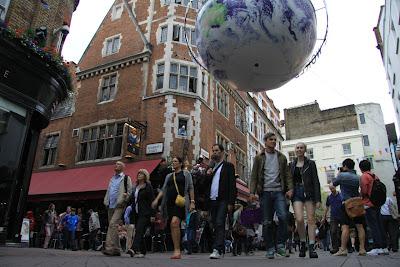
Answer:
[{"left": 292, "top": 185, "right": 313, "bottom": 203}]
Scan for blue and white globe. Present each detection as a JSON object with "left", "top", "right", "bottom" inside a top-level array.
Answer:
[{"left": 195, "top": 0, "right": 317, "bottom": 92}]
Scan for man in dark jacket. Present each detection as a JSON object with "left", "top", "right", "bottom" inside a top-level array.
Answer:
[
  {"left": 206, "top": 144, "right": 237, "bottom": 259},
  {"left": 249, "top": 132, "right": 293, "bottom": 259}
]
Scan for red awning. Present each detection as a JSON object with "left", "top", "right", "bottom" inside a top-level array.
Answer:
[
  {"left": 28, "top": 159, "right": 161, "bottom": 195},
  {"left": 236, "top": 179, "right": 250, "bottom": 194}
]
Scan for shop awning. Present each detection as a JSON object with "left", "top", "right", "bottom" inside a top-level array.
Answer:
[
  {"left": 28, "top": 159, "right": 161, "bottom": 195},
  {"left": 236, "top": 179, "right": 250, "bottom": 194},
  {"left": 236, "top": 178, "right": 250, "bottom": 202}
]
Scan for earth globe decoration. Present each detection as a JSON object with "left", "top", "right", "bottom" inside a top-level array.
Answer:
[{"left": 185, "top": 0, "right": 328, "bottom": 92}]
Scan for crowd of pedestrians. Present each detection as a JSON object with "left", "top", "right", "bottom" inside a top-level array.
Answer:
[{"left": 29, "top": 132, "right": 400, "bottom": 261}]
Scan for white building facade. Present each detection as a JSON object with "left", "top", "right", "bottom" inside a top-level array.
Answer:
[
  {"left": 375, "top": 0, "right": 400, "bottom": 126},
  {"left": 283, "top": 103, "right": 395, "bottom": 194}
]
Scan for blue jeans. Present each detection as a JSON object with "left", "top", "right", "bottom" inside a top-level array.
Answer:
[
  {"left": 261, "top": 191, "right": 288, "bottom": 251},
  {"left": 210, "top": 200, "right": 228, "bottom": 253},
  {"left": 365, "top": 207, "right": 387, "bottom": 249}
]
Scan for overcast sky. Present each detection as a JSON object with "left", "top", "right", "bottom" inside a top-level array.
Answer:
[{"left": 62, "top": 0, "right": 395, "bottom": 127}]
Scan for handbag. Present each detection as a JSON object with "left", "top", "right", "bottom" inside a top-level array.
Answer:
[
  {"left": 344, "top": 197, "right": 365, "bottom": 218},
  {"left": 173, "top": 172, "right": 186, "bottom": 207},
  {"left": 233, "top": 223, "right": 247, "bottom": 237}
]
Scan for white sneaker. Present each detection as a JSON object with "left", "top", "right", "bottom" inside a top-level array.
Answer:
[
  {"left": 367, "top": 249, "right": 379, "bottom": 256},
  {"left": 379, "top": 248, "right": 389, "bottom": 255},
  {"left": 209, "top": 249, "right": 221, "bottom": 259}
]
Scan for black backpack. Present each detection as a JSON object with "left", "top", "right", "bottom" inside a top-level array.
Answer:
[{"left": 369, "top": 173, "right": 386, "bottom": 207}]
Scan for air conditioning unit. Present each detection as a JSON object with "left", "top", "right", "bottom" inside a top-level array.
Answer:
[{"left": 72, "top": 128, "right": 79, "bottom": 137}]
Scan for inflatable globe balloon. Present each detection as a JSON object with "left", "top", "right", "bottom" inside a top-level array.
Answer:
[{"left": 195, "top": 0, "right": 317, "bottom": 92}]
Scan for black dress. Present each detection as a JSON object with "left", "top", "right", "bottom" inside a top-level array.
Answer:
[{"left": 166, "top": 171, "right": 186, "bottom": 220}]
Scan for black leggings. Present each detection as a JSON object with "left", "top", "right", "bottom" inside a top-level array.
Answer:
[{"left": 132, "top": 215, "right": 150, "bottom": 254}]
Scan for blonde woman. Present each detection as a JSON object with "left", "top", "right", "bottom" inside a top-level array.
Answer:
[
  {"left": 289, "top": 142, "right": 321, "bottom": 258},
  {"left": 127, "top": 169, "right": 155, "bottom": 258},
  {"left": 152, "top": 157, "right": 195, "bottom": 259}
]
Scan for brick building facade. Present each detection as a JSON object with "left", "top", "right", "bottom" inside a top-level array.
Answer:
[
  {"left": 2, "top": 0, "right": 79, "bottom": 53},
  {"left": 29, "top": 0, "right": 261, "bottom": 203}
]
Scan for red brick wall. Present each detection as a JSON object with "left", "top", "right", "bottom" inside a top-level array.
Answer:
[
  {"left": 33, "top": 0, "right": 248, "bottom": 178},
  {"left": 5, "top": 0, "right": 76, "bottom": 52}
]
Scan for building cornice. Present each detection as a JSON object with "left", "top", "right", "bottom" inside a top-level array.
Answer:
[
  {"left": 76, "top": 51, "right": 151, "bottom": 81},
  {"left": 282, "top": 130, "right": 363, "bottom": 147}
]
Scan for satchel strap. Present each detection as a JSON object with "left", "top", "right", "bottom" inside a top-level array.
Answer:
[{"left": 173, "top": 172, "right": 181, "bottom": 196}]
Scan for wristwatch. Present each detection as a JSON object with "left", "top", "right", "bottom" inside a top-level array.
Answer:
[{"left": 190, "top": 200, "right": 195, "bottom": 203}]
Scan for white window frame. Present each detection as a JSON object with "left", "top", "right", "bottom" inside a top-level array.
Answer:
[
  {"left": 111, "top": 3, "right": 123, "bottom": 21},
  {"left": 362, "top": 135, "right": 370, "bottom": 146},
  {"left": 156, "top": 63, "right": 165, "bottom": 90},
  {"left": 172, "top": 24, "right": 196, "bottom": 46},
  {"left": 42, "top": 133, "right": 60, "bottom": 166},
  {"left": 103, "top": 34, "right": 121, "bottom": 57},
  {"left": 98, "top": 72, "right": 118, "bottom": 103},
  {"left": 234, "top": 104, "right": 246, "bottom": 134},
  {"left": 359, "top": 113, "right": 366, "bottom": 124},
  {"left": 306, "top": 148, "right": 314, "bottom": 159},
  {"left": 177, "top": 117, "right": 188, "bottom": 137},
  {"left": 216, "top": 131, "right": 230, "bottom": 160},
  {"left": 160, "top": 25, "right": 168, "bottom": 43},
  {"left": 169, "top": 62, "right": 198, "bottom": 93},
  {"left": 79, "top": 122, "right": 125, "bottom": 162},
  {"left": 342, "top": 143, "right": 352, "bottom": 155},
  {"left": 216, "top": 84, "right": 229, "bottom": 118}
]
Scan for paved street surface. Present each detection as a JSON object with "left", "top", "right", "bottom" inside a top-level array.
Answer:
[{"left": 1, "top": 247, "right": 399, "bottom": 267}]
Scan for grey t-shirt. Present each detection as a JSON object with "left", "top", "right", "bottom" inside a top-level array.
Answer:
[{"left": 263, "top": 152, "right": 281, "bottom": 191}]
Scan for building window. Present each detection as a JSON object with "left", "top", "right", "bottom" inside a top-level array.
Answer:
[
  {"left": 79, "top": 122, "right": 124, "bottom": 161},
  {"left": 172, "top": 0, "right": 200, "bottom": 9},
  {"left": 111, "top": 4, "right": 123, "bottom": 20},
  {"left": 0, "top": 0, "right": 10, "bottom": 22},
  {"left": 362, "top": 135, "right": 370, "bottom": 146},
  {"left": 366, "top": 156, "right": 374, "bottom": 169},
  {"left": 217, "top": 84, "right": 229, "bottom": 118},
  {"left": 170, "top": 63, "right": 178, "bottom": 89},
  {"left": 249, "top": 145, "right": 257, "bottom": 171},
  {"left": 396, "top": 38, "right": 399, "bottom": 54},
  {"left": 172, "top": 25, "right": 181, "bottom": 42},
  {"left": 178, "top": 118, "right": 188, "bottom": 137},
  {"left": 306, "top": 148, "right": 314, "bottom": 159},
  {"left": 169, "top": 63, "right": 198, "bottom": 92},
  {"left": 259, "top": 121, "right": 266, "bottom": 141},
  {"left": 99, "top": 74, "right": 117, "bottom": 102},
  {"left": 172, "top": 24, "right": 196, "bottom": 45},
  {"left": 248, "top": 108, "right": 254, "bottom": 134},
  {"left": 42, "top": 134, "right": 59, "bottom": 166},
  {"left": 326, "top": 170, "right": 335, "bottom": 184},
  {"left": 288, "top": 151, "right": 296, "bottom": 162},
  {"left": 216, "top": 132, "right": 229, "bottom": 159},
  {"left": 257, "top": 94, "right": 263, "bottom": 108},
  {"left": 359, "top": 113, "right": 365, "bottom": 124},
  {"left": 236, "top": 149, "right": 246, "bottom": 180},
  {"left": 393, "top": 73, "right": 396, "bottom": 85},
  {"left": 235, "top": 105, "right": 246, "bottom": 133},
  {"left": 160, "top": 25, "right": 168, "bottom": 43},
  {"left": 342, "top": 143, "right": 352, "bottom": 155},
  {"left": 201, "top": 72, "right": 206, "bottom": 98},
  {"left": 156, "top": 63, "right": 164, "bottom": 90},
  {"left": 190, "top": 28, "right": 196, "bottom": 45},
  {"left": 104, "top": 36, "right": 120, "bottom": 56}
]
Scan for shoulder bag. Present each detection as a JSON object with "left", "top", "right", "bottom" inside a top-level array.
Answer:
[{"left": 173, "top": 172, "right": 186, "bottom": 207}]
